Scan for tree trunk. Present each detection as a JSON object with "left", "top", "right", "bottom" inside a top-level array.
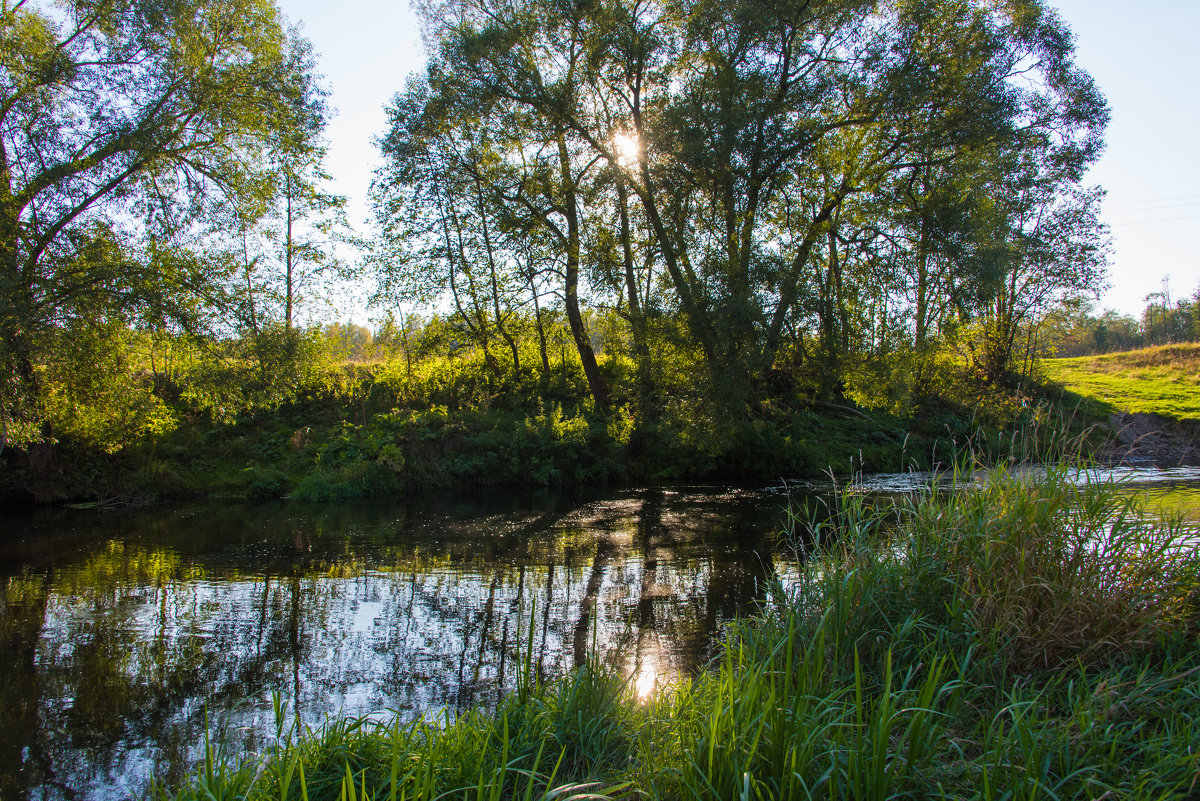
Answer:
[
  {"left": 285, "top": 171, "right": 295, "bottom": 330},
  {"left": 616, "top": 175, "right": 654, "bottom": 406},
  {"left": 528, "top": 269, "right": 551, "bottom": 377},
  {"left": 915, "top": 217, "right": 930, "bottom": 350},
  {"left": 557, "top": 131, "right": 609, "bottom": 412},
  {"left": 474, "top": 175, "right": 520, "bottom": 372}
]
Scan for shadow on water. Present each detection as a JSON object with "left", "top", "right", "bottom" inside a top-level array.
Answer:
[{"left": 0, "top": 484, "right": 793, "bottom": 801}]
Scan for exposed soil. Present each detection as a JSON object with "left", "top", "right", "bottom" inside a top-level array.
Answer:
[{"left": 1102, "top": 412, "right": 1200, "bottom": 467}]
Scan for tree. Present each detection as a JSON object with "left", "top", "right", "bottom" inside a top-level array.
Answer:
[
  {"left": 969, "top": 177, "right": 1110, "bottom": 383},
  {"left": 0, "top": 0, "right": 320, "bottom": 444},
  {"left": 370, "top": 82, "right": 527, "bottom": 380},
  {"left": 395, "top": 0, "right": 1107, "bottom": 414},
  {"left": 268, "top": 28, "right": 347, "bottom": 331}
]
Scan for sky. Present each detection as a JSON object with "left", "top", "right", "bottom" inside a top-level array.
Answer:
[{"left": 276, "top": 0, "right": 1200, "bottom": 321}]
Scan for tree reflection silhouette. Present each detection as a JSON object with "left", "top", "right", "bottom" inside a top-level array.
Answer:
[{"left": 0, "top": 486, "right": 792, "bottom": 800}]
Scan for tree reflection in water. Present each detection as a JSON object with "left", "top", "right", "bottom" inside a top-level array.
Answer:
[{"left": 0, "top": 485, "right": 793, "bottom": 800}]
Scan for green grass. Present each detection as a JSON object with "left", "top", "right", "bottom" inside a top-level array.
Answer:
[
  {"left": 161, "top": 462, "right": 1200, "bottom": 801},
  {"left": 1041, "top": 343, "right": 1200, "bottom": 420},
  {"left": 14, "top": 319, "right": 1106, "bottom": 505}
]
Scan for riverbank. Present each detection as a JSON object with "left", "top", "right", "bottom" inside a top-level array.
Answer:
[
  {"left": 1040, "top": 343, "right": 1200, "bottom": 466},
  {"left": 1041, "top": 343, "right": 1200, "bottom": 421},
  {"left": 161, "top": 464, "right": 1200, "bottom": 801},
  {"left": 0, "top": 399, "right": 946, "bottom": 511},
  {"left": 14, "top": 341, "right": 1196, "bottom": 510},
  {"left": 2, "top": 352, "right": 1082, "bottom": 509}
]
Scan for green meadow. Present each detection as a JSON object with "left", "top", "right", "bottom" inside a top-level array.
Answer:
[{"left": 1041, "top": 344, "right": 1200, "bottom": 421}]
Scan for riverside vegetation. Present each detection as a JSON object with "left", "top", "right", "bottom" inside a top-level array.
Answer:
[
  {"left": 4, "top": 2, "right": 1197, "bottom": 798},
  {"left": 159, "top": 462, "right": 1200, "bottom": 801},
  {"left": 0, "top": 319, "right": 1086, "bottom": 506},
  {"left": 3, "top": 0, "right": 1118, "bottom": 508}
]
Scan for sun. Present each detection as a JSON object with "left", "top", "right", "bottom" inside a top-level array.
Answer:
[{"left": 612, "top": 132, "right": 642, "bottom": 169}]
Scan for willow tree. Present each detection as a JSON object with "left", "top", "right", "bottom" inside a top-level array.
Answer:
[
  {"left": 370, "top": 81, "right": 531, "bottom": 381},
  {"left": 390, "top": 0, "right": 1106, "bottom": 412},
  {"left": 373, "top": 66, "right": 617, "bottom": 408},
  {"left": 0, "top": 0, "right": 322, "bottom": 444}
]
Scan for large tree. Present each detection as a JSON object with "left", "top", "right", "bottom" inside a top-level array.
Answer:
[
  {"left": 0, "top": 0, "right": 320, "bottom": 444},
  {"left": 390, "top": 0, "right": 1106, "bottom": 412}
]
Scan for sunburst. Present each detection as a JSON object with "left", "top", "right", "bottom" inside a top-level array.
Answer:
[{"left": 612, "top": 132, "right": 642, "bottom": 169}]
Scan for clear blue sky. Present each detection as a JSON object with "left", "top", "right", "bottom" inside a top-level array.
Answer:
[{"left": 277, "top": 0, "right": 1200, "bottom": 319}]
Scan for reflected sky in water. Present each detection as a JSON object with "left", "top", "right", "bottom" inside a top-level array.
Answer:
[
  {"left": 0, "top": 485, "right": 795, "bottom": 801},
  {"left": 4, "top": 471, "right": 1198, "bottom": 801}
]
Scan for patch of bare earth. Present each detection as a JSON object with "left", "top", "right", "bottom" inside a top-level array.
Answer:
[{"left": 1103, "top": 412, "right": 1200, "bottom": 467}]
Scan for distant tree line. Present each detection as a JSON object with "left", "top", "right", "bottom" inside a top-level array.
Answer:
[{"left": 1040, "top": 279, "right": 1200, "bottom": 358}]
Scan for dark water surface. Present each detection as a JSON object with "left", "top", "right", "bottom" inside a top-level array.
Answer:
[
  {"left": 3, "top": 468, "right": 1199, "bottom": 801},
  {"left": 0, "top": 484, "right": 802, "bottom": 801}
]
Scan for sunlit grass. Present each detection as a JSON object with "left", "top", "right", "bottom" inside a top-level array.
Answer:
[{"left": 1041, "top": 343, "right": 1200, "bottom": 420}]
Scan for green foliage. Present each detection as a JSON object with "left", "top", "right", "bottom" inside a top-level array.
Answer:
[
  {"left": 164, "top": 662, "right": 635, "bottom": 801},
  {"left": 373, "top": 0, "right": 1109, "bottom": 412},
  {"left": 1039, "top": 281, "right": 1200, "bottom": 358},
  {"left": 5, "top": 287, "right": 1123, "bottom": 506},
  {"left": 792, "top": 463, "right": 1200, "bottom": 674},
  {"left": 1, "top": 0, "right": 325, "bottom": 443},
  {"left": 175, "top": 326, "right": 336, "bottom": 422},
  {"left": 244, "top": 465, "right": 290, "bottom": 500},
  {"left": 40, "top": 323, "right": 176, "bottom": 452},
  {"left": 288, "top": 403, "right": 624, "bottom": 498},
  {"left": 0, "top": 0, "right": 1121, "bottom": 505},
  {"left": 661, "top": 463, "right": 1200, "bottom": 799}
]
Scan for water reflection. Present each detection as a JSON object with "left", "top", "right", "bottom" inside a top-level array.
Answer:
[
  {"left": 7, "top": 471, "right": 1196, "bottom": 801},
  {"left": 0, "top": 486, "right": 789, "bottom": 801}
]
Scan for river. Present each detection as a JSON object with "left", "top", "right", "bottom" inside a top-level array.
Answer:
[{"left": 2, "top": 468, "right": 1198, "bottom": 800}]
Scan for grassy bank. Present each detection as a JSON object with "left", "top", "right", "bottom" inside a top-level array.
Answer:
[
  {"left": 2, "top": 313, "right": 1113, "bottom": 507},
  {"left": 162, "top": 464, "right": 1200, "bottom": 800},
  {"left": 1040, "top": 343, "right": 1200, "bottom": 420},
  {"left": 4, "top": 343, "right": 1056, "bottom": 506}
]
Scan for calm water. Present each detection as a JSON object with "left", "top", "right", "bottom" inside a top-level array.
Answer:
[
  {"left": 2, "top": 470, "right": 1199, "bottom": 801},
  {"left": 0, "top": 484, "right": 801, "bottom": 800}
]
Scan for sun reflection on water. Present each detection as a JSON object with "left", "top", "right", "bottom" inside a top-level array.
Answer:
[{"left": 633, "top": 657, "right": 659, "bottom": 701}]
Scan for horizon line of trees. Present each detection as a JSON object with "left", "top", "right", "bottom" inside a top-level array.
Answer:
[{"left": 1039, "top": 278, "right": 1200, "bottom": 358}]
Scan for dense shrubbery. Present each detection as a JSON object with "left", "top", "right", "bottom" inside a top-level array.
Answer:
[{"left": 1, "top": 307, "right": 1095, "bottom": 506}]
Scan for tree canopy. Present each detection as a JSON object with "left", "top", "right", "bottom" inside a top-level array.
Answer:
[
  {"left": 0, "top": 0, "right": 324, "bottom": 442},
  {"left": 372, "top": 0, "right": 1108, "bottom": 413}
]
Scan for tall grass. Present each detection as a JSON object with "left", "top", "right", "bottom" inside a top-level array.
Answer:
[
  {"left": 162, "top": 662, "right": 635, "bottom": 801},
  {"left": 661, "top": 462, "right": 1200, "bottom": 799},
  {"left": 163, "top": 463, "right": 1200, "bottom": 801}
]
